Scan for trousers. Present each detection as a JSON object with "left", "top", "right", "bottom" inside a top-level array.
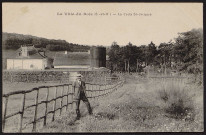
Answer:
[{"left": 75, "top": 91, "right": 92, "bottom": 117}]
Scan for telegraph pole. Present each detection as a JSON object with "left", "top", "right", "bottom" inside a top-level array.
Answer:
[
  {"left": 127, "top": 59, "right": 130, "bottom": 73},
  {"left": 164, "top": 53, "right": 166, "bottom": 75},
  {"left": 136, "top": 59, "right": 138, "bottom": 73},
  {"left": 124, "top": 59, "right": 127, "bottom": 72}
]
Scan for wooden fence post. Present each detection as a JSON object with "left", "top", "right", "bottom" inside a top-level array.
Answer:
[
  {"left": 87, "top": 84, "right": 90, "bottom": 98},
  {"left": 2, "top": 97, "right": 9, "bottom": 132},
  {"left": 108, "top": 85, "right": 111, "bottom": 93},
  {"left": 71, "top": 85, "right": 74, "bottom": 110},
  {"left": 99, "top": 84, "right": 103, "bottom": 98},
  {"left": 26, "top": 73, "right": 29, "bottom": 83},
  {"left": 52, "top": 87, "right": 57, "bottom": 121},
  {"left": 60, "top": 86, "right": 63, "bottom": 115},
  {"left": 107, "top": 85, "right": 109, "bottom": 95},
  {"left": 109, "top": 84, "right": 111, "bottom": 93},
  {"left": 32, "top": 89, "right": 39, "bottom": 132},
  {"left": 11, "top": 74, "right": 13, "bottom": 83},
  {"left": 36, "top": 75, "right": 39, "bottom": 83},
  {"left": 98, "top": 85, "right": 100, "bottom": 97},
  {"left": 102, "top": 84, "right": 104, "bottom": 97},
  {"left": 102, "top": 84, "right": 104, "bottom": 96},
  {"left": 109, "top": 84, "right": 111, "bottom": 94},
  {"left": 112, "top": 84, "right": 114, "bottom": 93},
  {"left": 94, "top": 84, "right": 96, "bottom": 100},
  {"left": 88, "top": 84, "right": 90, "bottom": 98},
  {"left": 95, "top": 85, "right": 97, "bottom": 99},
  {"left": 19, "top": 93, "right": 26, "bottom": 132},
  {"left": 105, "top": 85, "right": 107, "bottom": 96},
  {"left": 91, "top": 84, "right": 93, "bottom": 98},
  {"left": 105, "top": 84, "right": 106, "bottom": 95},
  {"left": 93, "top": 84, "right": 95, "bottom": 99},
  {"left": 43, "top": 87, "right": 49, "bottom": 126},
  {"left": 66, "top": 85, "right": 69, "bottom": 111}
]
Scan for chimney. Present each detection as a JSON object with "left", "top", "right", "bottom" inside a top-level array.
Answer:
[{"left": 21, "top": 46, "right": 28, "bottom": 57}]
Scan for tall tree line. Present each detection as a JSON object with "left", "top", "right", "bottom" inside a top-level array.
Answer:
[
  {"left": 2, "top": 33, "right": 90, "bottom": 52},
  {"left": 107, "top": 28, "right": 203, "bottom": 75}
]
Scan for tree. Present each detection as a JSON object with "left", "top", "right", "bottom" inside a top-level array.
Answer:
[
  {"left": 119, "top": 42, "right": 140, "bottom": 72},
  {"left": 157, "top": 41, "right": 174, "bottom": 74},
  {"left": 108, "top": 42, "right": 121, "bottom": 71},
  {"left": 174, "top": 28, "right": 203, "bottom": 74},
  {"left": 147, "top": 41, "right": 157, "bottom": 65}
]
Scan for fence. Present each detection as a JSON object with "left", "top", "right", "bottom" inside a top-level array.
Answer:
[
  {"left": 148, "top": 76, "right": 188, "bottom": 84},
  {"left": 2, "top": 77, "right": 124, "bottom": 132},
  {"left": 3, "top": 70, "right": 111, "bottom": 83}
]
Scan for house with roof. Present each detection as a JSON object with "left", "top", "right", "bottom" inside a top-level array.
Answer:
[
  {"left": 53, "top": 46, "right": 107, "bottom": 69},
  {"left": 6, "top": 45, "right": 50, "bottom": 70},
  {"left": 53, "top": 51, "right": 91, "bottom": 69}
]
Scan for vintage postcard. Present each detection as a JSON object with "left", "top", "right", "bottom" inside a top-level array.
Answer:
[{"left": 2, "top": 2, "right": 203, "bottom": 132}]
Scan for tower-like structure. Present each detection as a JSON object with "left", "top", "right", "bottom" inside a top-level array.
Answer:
[{"left": 90, "top": 46, "right": 106, "bottom": 67}]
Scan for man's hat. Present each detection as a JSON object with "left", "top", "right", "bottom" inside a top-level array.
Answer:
[
  {"left": 76, "top": 73, "right": 83, "bottom": 78},
  {"left": 69, "top": 72, "right": 83, "bottom": 78}
]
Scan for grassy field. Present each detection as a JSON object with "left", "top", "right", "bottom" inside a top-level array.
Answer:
[
  {"left": 37, "top": 73, "right": 203, "bottom": 132},
  {"left": 2, "top": 73, "right": 203, "bottom": 132}
]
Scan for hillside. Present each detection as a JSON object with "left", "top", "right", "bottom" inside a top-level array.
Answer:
[{"left": 2, "top": 32, "right": 90, "bottom": 52}]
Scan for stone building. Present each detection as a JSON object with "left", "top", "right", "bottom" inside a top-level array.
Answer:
[{"left": 7, "top": 45, "right": 50, "bottom": 70}]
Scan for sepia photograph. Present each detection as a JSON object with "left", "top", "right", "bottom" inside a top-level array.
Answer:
[{"left": 2, "top": 2, "right": 203, "bottom": 132}]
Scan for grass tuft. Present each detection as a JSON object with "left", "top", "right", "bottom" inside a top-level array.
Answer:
[{"left": 158, "top": 81, "right": 195, "bottom": 120}]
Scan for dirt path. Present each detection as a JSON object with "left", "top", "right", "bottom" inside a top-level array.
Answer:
[{"left": 39, "top": 75, "right": 203, "bottom": 132}]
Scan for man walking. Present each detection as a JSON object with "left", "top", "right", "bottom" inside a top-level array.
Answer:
[{"left": 72, "top": 73, "right": 92, "bottom": 120}]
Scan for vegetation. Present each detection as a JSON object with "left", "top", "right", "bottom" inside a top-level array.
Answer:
[
  {"left": 107, "top": 28, "right": 203, "bottom": 77},
  {"left": 39, "top": 73, "right": 203, "bottom": 132},
  {"left": 2, "top": 32, "right": 90, "bottom": 52},
  {"left": 158, "top": 81, "right": 195, "bottom": 120},
  {"left": 2, "top": 28, "right": 203, "bottom": 132}
]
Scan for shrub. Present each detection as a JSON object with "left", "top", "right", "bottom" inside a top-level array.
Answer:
[
  {"left": 158, "top": 81, "right": 195, "bottom": 120},
  {"left": 188, "top": 73, "right": 203, "bottom": 85}
]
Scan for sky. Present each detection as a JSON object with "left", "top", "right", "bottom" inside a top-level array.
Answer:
[{"left": 2, "top": 3, "right": 203, "bottom": 46}]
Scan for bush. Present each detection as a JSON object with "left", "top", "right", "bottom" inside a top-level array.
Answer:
[
  {"left": 158, "top": 81, "right": 195, "bottom": 120},
  {"left": 188, "top": 73, "right": 203, "bottom": 85}
]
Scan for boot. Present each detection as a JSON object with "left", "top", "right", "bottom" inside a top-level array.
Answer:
[
  {"left": 88, "top": 107, "right": 93, "bottom": 115},
  {"left": 76, "top": 109, "right": 80, "bottom": 120},
  {"left": 85, "top": 101, "right": 93, "bottom": 115}
]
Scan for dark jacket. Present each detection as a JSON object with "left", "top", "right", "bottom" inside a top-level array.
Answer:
[{"left": 72, "top": 80, "right": 87, "bottom": 100}]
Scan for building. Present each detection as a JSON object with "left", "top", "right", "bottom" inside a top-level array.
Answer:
[
  {"left": 90, "top": 46, "right": 106, "bottom": 67},
  {"left": 53, "top": 51, "right": 91, "bottom": 69},
  {"left": 7, "top": 45, "right": 49, "bottom": 70},
  {"left": 53, "top": 46, "right": 106, "bottom": 69}
]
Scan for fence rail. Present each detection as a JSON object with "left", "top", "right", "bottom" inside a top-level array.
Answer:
[
  {"left": 2, "top": 77, "right": 124, "bottom": 132},
  {"left": 148, "top": 75, "right": 188, "bottom": 84}
]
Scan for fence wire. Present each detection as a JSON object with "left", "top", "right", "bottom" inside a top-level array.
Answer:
[{"left": 2, "top": 76, "right": 124, "bottom": 133}]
